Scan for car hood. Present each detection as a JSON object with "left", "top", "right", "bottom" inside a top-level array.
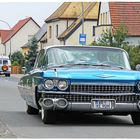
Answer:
[{"left": 43, "top": 68, "right": 140, "bottom": 81}]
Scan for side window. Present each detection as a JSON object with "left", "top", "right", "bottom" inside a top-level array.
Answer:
[
  {"left": 47, "top": 49, "right": 57, "bottom": 67},
  {"left": 35, "top": 49, "right": 46, "bottom": 68},
  {"left": 34, "top": 52, "right": 40, "bottom": 68},
  {"left": 0, "top": 60, "right": 2, "bottom": 64}
]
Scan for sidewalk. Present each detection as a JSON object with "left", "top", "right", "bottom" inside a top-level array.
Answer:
[{"left": 11, "top": 74, "right": 24, "bottom": 79}]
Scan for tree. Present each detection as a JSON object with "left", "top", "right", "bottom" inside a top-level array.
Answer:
[
  {"left": 97, "top": 28, "right": 114, "bottom": 46},
  {"left": 122, "top": 45, "right": 140, "bottom": 69},
  {"left": 114, "top": 23, "right": 128, "bottom": 47},
  {"left": 26, "top": 37, "right": 38, "bottom": 67},
  {"left": 91, "top": 23, "right": 128, "bottom": 48},
  {"left": 11, "top": 51, "right": 25, "bottom": 67}
]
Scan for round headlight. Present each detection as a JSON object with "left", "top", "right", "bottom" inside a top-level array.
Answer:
[
  {"left": 44, "top": 80, "right": 54, "bottom": 90},
  {"left": 137, "top": 81, "right": 140, "bottom": 91},
  {"left": 57, "top": 80, "right": 68, "bottom": 91}
]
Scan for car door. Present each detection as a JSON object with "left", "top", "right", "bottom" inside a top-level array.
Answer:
[{"left": 25, "top": 49, "right": 47, "bottom": 108}]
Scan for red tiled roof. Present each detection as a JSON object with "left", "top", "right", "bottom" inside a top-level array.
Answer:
[
  {"left": 109, "top": 2, "right": 140, "bottom": 36},
  {"left": 2, "top": 17, "right": 32, "bottom": 44},
  {"left": 0, "top": 30, "right": 11, "bottom": 42}
]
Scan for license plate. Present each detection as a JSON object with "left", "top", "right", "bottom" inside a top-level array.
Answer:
[{"left": 91, "top": 100, "right": 115, "bottom": 110}]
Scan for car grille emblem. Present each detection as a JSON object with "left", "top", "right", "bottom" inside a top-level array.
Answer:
[{"left": 95, "top": 74, "right": 115, "bottom": 78}]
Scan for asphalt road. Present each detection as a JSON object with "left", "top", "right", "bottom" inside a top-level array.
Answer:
[{"left": 0, "top": 76, "right": 140, "bottom": 138}]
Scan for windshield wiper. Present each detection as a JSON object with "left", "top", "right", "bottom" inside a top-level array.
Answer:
[
  {"left": 91, "top": 63, "right": 125, "bottom": 69},
  {"left": 48, "top": 63, "right": 125, "bottom": 69},
  {"left": 48, "top": 63, "right": 90, "bottom": 68}
]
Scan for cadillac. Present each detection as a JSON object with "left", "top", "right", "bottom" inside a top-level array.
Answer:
[{"left": 18, "top": 45, "right": 140, "bottom": 124}]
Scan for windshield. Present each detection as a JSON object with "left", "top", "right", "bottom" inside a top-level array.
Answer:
[
  {"left": 47, "top": 47, "right": 131, "bottom": 70},
  {"left": 3, "top": 60, "right": 8, "bottom": 65}
]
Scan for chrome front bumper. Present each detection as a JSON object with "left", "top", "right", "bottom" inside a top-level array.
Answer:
[
  {"left": 67, "top": 102, "right": 139, "bottom": 112},
  {"left": 0, "top": 71, "right": 10, "bottom": 74},
  {"left": 41, "top": 98, "right": 140, "bottom": 112}
]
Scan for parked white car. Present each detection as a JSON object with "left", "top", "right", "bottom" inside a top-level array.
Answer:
[{"left": 0, "top": 56, "right": 11, "bottom": 77}]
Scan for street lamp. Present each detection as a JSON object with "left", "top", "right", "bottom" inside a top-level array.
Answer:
[{"left": 0, "top": 20, "right": 12, "bottom": 58}]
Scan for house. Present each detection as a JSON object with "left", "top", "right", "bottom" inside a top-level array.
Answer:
[
  {"left": 45, "top": 2, "right": 100, "bottom": 46},
  {"left": 0, "top": 17, "right": 40, "bottom": 56},
  {"left": 0, "top": 30, "right": 10, "bottom": 55},
  {"left": 21, "top": 23, "right": 47, "bottom": 55},
  {"left": 95, "top": 2, "right": 140, "bottom": 46}
]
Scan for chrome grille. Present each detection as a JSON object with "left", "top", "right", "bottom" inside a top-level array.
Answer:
[
  {"left": 43, "top": 94, "right": 140, "bottom": 103},
  {"left": 70, "top": 84, "right": 135, "bottom": 93}
]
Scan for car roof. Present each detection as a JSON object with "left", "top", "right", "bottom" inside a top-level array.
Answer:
[
  {"left": 44, "top": 45, "right": 125, "bottom": 52},
  {"left": 0, "top": 56, "right": 9, "bottom": 59}
]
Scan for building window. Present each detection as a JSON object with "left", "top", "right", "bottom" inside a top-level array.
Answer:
[
  {"left": 66, "top": 20, "right": 69, "bottom": 29},
  {"left": 106, "top": 12, "right": 108, "bottom": 24},
  {"left": 100, "top": 13, "right": 102, "bottom": 25},
  {"left": 93, "top": 26, "right": 95, "bottom": 36},
  {"left": 103, "top": 13, "right": 105, "bottom": 25},
  {"left": 56, "top": 24, "right": 58, "bottom": 37},
  {"left": 49, "top": 26, "right": 52, "bottom": 38}
]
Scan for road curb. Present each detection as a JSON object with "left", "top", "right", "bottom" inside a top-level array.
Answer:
[
  {"left": 0, "top": 120, "right": 16, "bottom": 138},
  {"left": 11, "top": 74, "right": 24, "bottom": 79},
  {"left": 8, "top": 74, "right": 24, "bottom": 82}
]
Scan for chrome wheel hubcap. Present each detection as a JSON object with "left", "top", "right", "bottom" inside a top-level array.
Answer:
[{"left": 41, "top": 108, "right": 44, "bottom": 120}]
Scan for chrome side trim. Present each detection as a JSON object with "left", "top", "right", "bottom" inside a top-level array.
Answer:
[{"left": 33, "top": 76, "right": 44, "bottom": 80}]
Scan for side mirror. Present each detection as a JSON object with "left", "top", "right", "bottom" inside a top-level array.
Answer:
[
  {"left": 136, "top": 64, "right": 140, "bottom": 71},
  {"left": 25, "top": 66, "right": 33, "bottom": 74},
  {"left": 22, "top": 67, "right": 26, "bottom": 74},
  {"left": 24, "top": 64, "right": 34, "bottom": 74}
]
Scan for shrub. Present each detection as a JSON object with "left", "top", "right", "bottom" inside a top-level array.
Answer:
[
  {"left": 11, "top": 51, "right": 25, "bottom": 67},
  {"left": 12, "top": 61, "right": 19, "bottom": 66}
]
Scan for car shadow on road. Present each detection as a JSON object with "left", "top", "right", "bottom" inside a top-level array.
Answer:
[
  {"left": 0, "top": 110, "right": 134, "bottom": 127},
  {"left": 54, "top": 112, "right": 133, "bottom": 126}
]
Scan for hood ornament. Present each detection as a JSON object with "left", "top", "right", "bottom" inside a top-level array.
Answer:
[{"left": 95, "top": 74, "right": 116, "bottom": 78}]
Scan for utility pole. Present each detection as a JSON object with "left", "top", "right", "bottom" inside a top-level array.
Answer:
[
  {"left": 79, "top": 2, "right": 86, "bottom": 45},
  {"left": 81, "top": 2, "right": 84, "bottom": 34}
]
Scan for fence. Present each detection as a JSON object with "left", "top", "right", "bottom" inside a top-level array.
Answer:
[{"left": 11, "top": 66, "right": 22, "bottom": 74}]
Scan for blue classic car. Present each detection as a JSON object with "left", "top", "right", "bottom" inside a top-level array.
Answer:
[{"left": 18, "top": 45, "right": 140, "bottom": 124}]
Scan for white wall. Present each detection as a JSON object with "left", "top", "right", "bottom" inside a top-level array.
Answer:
[
  {"left": 0, "top": 44, "right": 5, "bottom": 55},
  {"left": 46, "top": 20, "right": 97, "bottom": 46},
  {"left": 125, "top": 37, "right": 140, "bottom": 46},
  {"left": 66, "top": 21, "right": 97, "bottom": 45},
  {"left": 94, "top": 2, "right": 112, "bottom": 42},
  {"left": 0, "top": 37, "right": 5, "bottom": 55},
  {"left": 99, "top": 2, "right": 111, "bottom": 25},
  {"left": 5, "top": 20, "right": 40, "bottom": 56},
  {"left": 46, "top": 19, "right": 75, "bottom": 46}
]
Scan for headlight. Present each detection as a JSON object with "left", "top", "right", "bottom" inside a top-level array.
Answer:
[
  {"left": 137, "top": 81, "right": 140, "bottom": 91},
  {"left": 44, "top": 80, "right": 54, "bottom": 90},
  {"left": 57, "top": 80, "right": 68, "bottom": 91}
]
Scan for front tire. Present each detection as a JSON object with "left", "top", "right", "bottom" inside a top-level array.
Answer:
[
  {"left": 26, "top": 104, "right": 39, "bottom": 115},
  {"left": 131, "top": 113, "right": 140, "bottom": 125},
  {"left": 41, "top": 108, "right": 57, "bottom": 124}
]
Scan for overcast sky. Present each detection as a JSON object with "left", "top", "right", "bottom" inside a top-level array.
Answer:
[{"left": 0, "top": 2, "right": 62, "bottom": 29}]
